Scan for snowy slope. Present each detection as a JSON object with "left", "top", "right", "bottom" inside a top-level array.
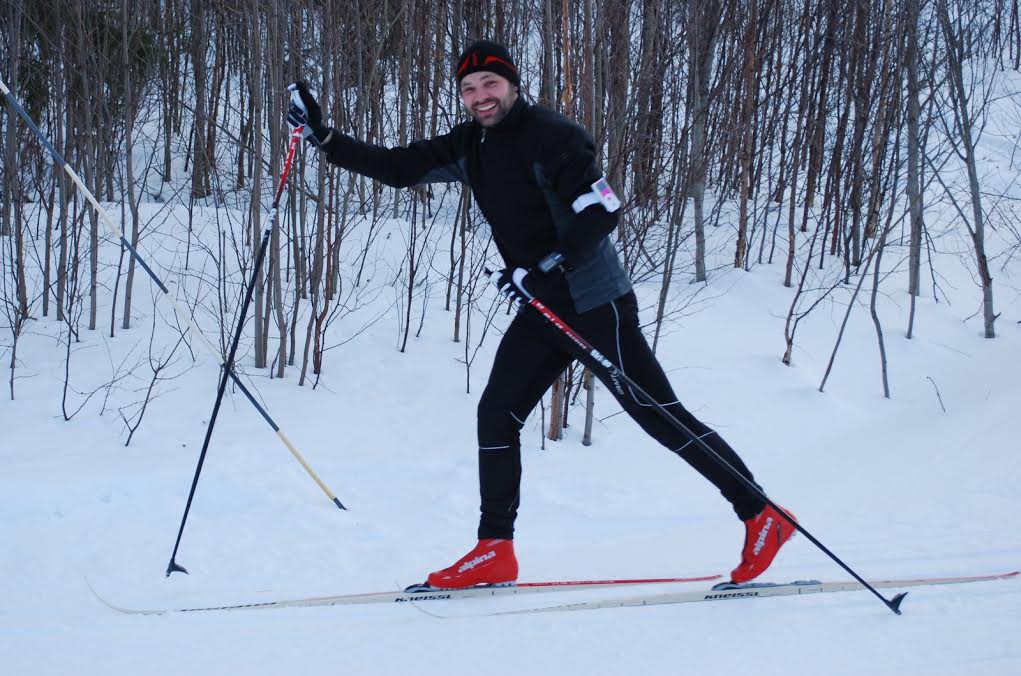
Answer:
[
  {"left": 2, "top": 196, "right": 1020, "bottom": 675},
  {"left": 3, "top": 74, "right": 1021, "bottom": 673}
]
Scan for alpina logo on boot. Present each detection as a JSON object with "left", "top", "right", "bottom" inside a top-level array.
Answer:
[
  {"left": 752, "top": 517, "right": 775, "bottom": 556},
  {"left": 457, "top": 550, "right": 496, "bottom": 574}
]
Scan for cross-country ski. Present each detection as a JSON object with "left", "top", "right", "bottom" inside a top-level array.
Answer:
[
  {"left": 87, "top": 573, "right": 723, "bottom": 615},
  {"left": 87, "top": 571, "right": 1017, "bottom": 617},
  {"left": 492, "top": 571, "right": 1021, "bottom": 616}
]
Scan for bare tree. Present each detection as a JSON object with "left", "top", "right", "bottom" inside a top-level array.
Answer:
[
  {"left": 6, "top": 0, "right": 1019, "bottom": 442},
  {"left": 121, "top": 0, "right": 141, "bottom": 331},
  {"left": 936, "top": 0, "right": 997, "bottom": 338},
  {"left": 686, "top": 0, "right": 724, "bottom": 283},
  {"left": 119, "top": 315, "right": 189, "bottom": 446}
]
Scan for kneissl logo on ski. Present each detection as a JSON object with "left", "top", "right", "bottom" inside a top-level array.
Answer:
[
  {"left": 703, "top": 590, "right": 762, "bottom": 600},
  {"left": 394, "top": 593, "right": 453, "bottom": 603}
]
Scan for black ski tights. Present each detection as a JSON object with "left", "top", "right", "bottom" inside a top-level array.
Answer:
[{"left": 476, "top": 291, "right": 766, "bottom": 540}]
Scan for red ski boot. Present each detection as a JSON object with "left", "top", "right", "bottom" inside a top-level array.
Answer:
[
  {"left": 426, "top": 539, "right": 519, "bottom": 589},
  {"left": 730, "top": 504, "right": 797, "bottom": 584}
]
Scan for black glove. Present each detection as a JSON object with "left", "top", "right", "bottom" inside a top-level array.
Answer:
[
  {"left": 287, "top": 81, "right": 330, "bottom": 148},
  {"left": 487, "top": 252, "right": 566, "bottom": 303}
]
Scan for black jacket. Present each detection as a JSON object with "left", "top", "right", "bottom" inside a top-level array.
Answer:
[{"left": 319, "top": 96, "right": 631, "bottom": 312}]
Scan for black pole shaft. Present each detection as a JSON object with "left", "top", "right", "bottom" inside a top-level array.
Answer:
[
  {"left": 166, "top": 226, "right": 272, "bottom": 576},
  {"left": 525, "top": 296, "right": 906, "bottom": 615}
]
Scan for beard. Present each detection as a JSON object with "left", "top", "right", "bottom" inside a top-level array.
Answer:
[{"left": 471, "top": 92, "right": 516, "bottom": 127}]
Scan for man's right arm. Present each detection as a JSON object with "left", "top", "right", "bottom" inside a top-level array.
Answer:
[{"left": 318, "top": 125, "right": 469, "bottom": 188}]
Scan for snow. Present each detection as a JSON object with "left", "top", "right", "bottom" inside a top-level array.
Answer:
[
  {"left": 3, "top": 109, "right": 1021, "bottom": 676},
  {"left": 3, "top": 217, "right": 1019, "bottom": 674}
]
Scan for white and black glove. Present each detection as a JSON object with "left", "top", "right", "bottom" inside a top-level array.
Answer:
[
  {"left": 287, "top": 81, "right": 331, "bottom": 148},
  {"left": 488, "top": 267, "right": 535, "bottom": 303},
  {"left": 487, "top": 253, "right": 566, "bottom": 303}
]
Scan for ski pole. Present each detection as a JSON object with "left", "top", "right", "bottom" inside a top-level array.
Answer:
[
  {"left": 0, "top": 78, "right": 345, "bottom": 515},
  {"left": 490, "top": 271, "right": 906, "bottom": 616},
  {"left": 166, "top": 125, "right": 339, "bottom": 575}
]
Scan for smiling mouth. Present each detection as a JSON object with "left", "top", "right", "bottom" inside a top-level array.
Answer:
[{"left": 475, "top": 101, "right": 498, "bottom": 114}]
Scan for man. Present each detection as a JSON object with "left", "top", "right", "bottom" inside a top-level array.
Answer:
[{"left": 288, "top": 40, "right": 795, "bottom": 589}]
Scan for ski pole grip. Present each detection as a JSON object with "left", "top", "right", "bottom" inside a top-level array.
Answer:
[{"left": 287, "top": 83, "right": 305, "bottom": 113}]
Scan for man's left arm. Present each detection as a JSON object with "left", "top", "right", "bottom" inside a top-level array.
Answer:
[{"left": 542, "top": 125, "right": 622, "bottom": 270}]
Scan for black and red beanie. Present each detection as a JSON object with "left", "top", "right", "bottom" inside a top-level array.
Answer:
[{"left": 456, "top": 40, "right": 520, "bottom": 87}]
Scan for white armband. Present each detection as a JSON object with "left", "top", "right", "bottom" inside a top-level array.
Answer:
[{"left": 571, "top": 177, "right": 621, "bottom": 214}]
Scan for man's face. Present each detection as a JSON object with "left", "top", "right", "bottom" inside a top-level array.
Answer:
[{"left": 459, "top": 71, "right": 518, "bottom": 127}]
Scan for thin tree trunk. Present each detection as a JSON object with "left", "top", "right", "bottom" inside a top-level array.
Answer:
[
  {"left": 735, "top": 0, "right": 758, "bottom": 269},
  {"left": 250, "top": 3, "right": 266, "bottom": 368},
  {"left": 688, "top": 0, "right": 722, "bottom": 283},
  {"left": 75, "top": 3, "right": 99, "bottom": 332},
  {"left": 938, "top": 0, "right": 995, "bottom": 338},
  {"left": 2, "top": 0, "right": 18, "bottom": 240},
  {"left": 191, "top": 0, "right": 209, "bottom": 199},
  {"left": 269, "top": 5, "right": 287, "bottom": 377},
  {"left": 122, "top": 0, "right": 140, "bottom": 330},
  {"left": 906, "top": 0, "right": 924, "bottom": 339},
  {"left": 57, "top": 73, "right": 70, "bottom": 323},
  {"left": 581, "top": 367, "right": 595, "bottom": 446},
  {"left": 547, "top": 374, "right": 565, "bottom": 441}
]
